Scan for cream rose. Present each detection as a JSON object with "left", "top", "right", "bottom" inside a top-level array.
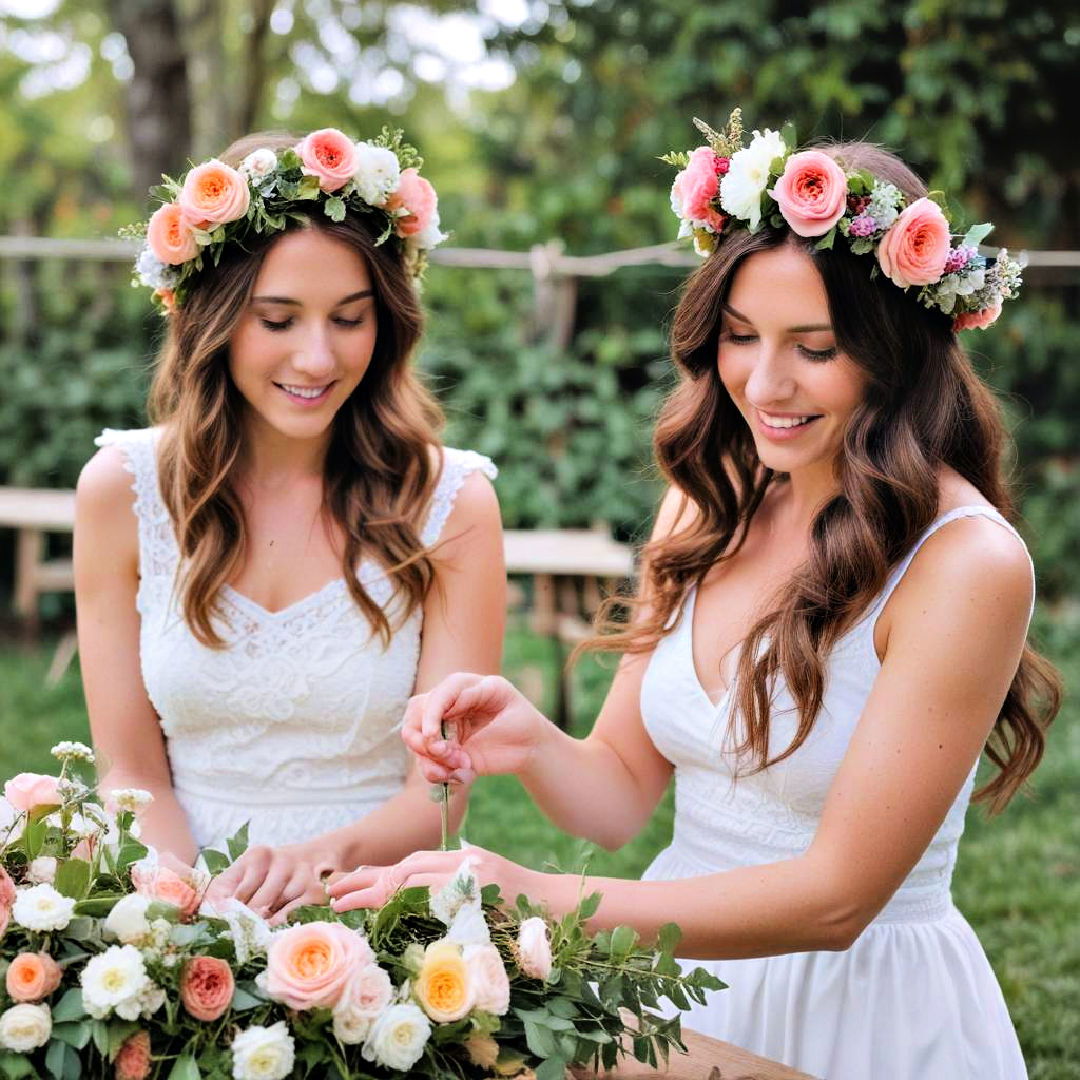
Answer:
[
  {"left": 231, "top": 1021, "right": 295, "bottom": 1080},
  {"left": 0, "top": 1003, "right": 51, "bottom": 1052},
  {"left": 516, "top": 917, "right": 553, "bottom": 980},
  {"left": 361, "top": 1002, "right": 431, "bottom": 1071}
]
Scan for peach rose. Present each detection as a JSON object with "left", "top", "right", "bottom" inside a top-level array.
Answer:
[
  {"left": 392, "top": 168, "right": 438, "bottom": 237},
  {"left": 516, "top": 917, "right": 552, "bottom": 981},
  {"left": 877, "top": 196, "right": 951, "bottom": 288},
  {"left": 263, "top": 922, "right": 374, "bottom": 1011},
  {"left": 414, "top": 940, "right": 471, "bottom": 1023},
  {"left": 953, "top": 302, "right": 1002, "bottom": 331},
  {"left": 3, "top": 773, "right": 61, "bottom": 814},
  {"left": 177, "top": 159, "right": 251, "bottom": 227},
  {"left": 671, "top": 146, "right": 726, "bottom": 232},
  {"left": 463, "top": 943, "right": 509, "bottom": 1016},
  {"left": 0, "top": 865, "right": 15, "bottom": 938},
  {"left": 114, "top": 1030, "right": 151, "bottom": 1080},
  {"left": 5, "top": 952, "right": 62, "bottom": 1002},
  {"left": 131, "top": 861, "right": 200, "bottom": 920},
  {"left": 180, "top": 955, "right": 234, "bottom": 1022},
  {"left": 146, "top": 204, "right": 199, "bottom": 265},
  {"left": 769, "top": 149, "right": 848, "bottom": 237},
  {"left": 297, "top": 128, "right": 358, "bottom": 193}
]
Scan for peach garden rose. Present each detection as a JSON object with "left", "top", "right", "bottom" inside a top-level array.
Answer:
[
  {"left": 263, "top": 922, "right": 374, "bottom": 1011},
  {"left": 952, "top": 302, "right": 1003, "bottom": 331},
  {"left": 145, "top": 204, "right": 199, "bottom": 266},
  {"left": 770, "top": 149, "right": 848, "bottom": 237},
  {"left": 876, "top": 196, "right": 951, "bottom": 288},
  {"left": 414, "top": 940, "right": 472, "bottom": 1023},
  {"left": 297, "top": 128, "right": 358, "bottom": 193},
  {"left": 670, "top": 146, "right": 726, "bottom": 232},
  {"left": 5, "top": 952, "right": 62, "bottom": 1003},
  {"left": 177, "top": 160, "right": 251, "bottom": 227},
  {"left": 180, "top": 955, "right": 234, "bottom": 1022},
  {"left": 3, "top": 773, "right": 61, "bottom": 813},
  {"left": 114, "top": 1030, "right": 151, "bottom": 1080},
  {"left": 392, "top": 168, "right": 439, "bottom": 237}
]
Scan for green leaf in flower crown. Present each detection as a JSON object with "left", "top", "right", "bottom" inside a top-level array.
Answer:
[
  {"left": 536, "top": 1056, "right": 568, "bottom": 1080},
  {"left": 226, "top": 822, "right": 250, "bottom": 863},
  {"left": 50, "top": 989, "right": 88, "bottom": 1024},
  {"left": 0, "top": 1051, "right": 36, "bottom": 1078},
  {"left": 63, "top": 916, "right": 95, "bottom": 942},
  {"left": 576, "top": 891, "right": 602, "bottom": 921},
  {"left": 73, "top": 895, "right": 123, "bottom": 918},
  {"left": 323, "top": 196, "right": 346, "bottom": 222},
  {"left": 53, "top": 857, "right": 91, "bottom": 900},
  {"left": 609, "top": 924, "right": 638, "bottom": 960},
  {"left": 44, "top": 1038, "right": 80, "bottom": 1080},
  {"left": 50, "top": 1022, "right": 91, "bottom": 1050},
  {"left": 167, "top": 1054, "right": 201, "bottom": 1080},
  {"left": 297, "top": 174, "right": 322, "bottom": 199},
  {"left": 21, "top": 817, "right": 46, "bottom": 860},
  {"left": 780, "top": 120, "right": 797, "bottom": 152},
  {"left": 962, "top": 222, "right": 994, "bottom": 248},
  {"left": 815, "top": 227, "right": 837, "bottom": 251},
  {"left": 115, "top": 839, "right": 148, "bottom": 871},
  {"left": 200, "top": 847, "right": 230, "bottom": 876},
  {"left": 280, "top": 148, "right": 301, "bottom": 170}
]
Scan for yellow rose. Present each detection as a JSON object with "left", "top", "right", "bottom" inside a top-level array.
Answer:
[{"left": 414, "top": 941, "right": 472, "bottom": 1023}]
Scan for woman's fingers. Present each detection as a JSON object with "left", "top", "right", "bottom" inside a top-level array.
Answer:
[
  {"left": 332, "top": 872, "right": 448, "bottom": 913},
  {"left": 246, "top": 861, "right": 299, "bottom": 916}
]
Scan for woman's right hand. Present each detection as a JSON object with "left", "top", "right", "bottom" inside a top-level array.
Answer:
[{"left": 401, "top": 673, "right": 545, "bottom": 784}]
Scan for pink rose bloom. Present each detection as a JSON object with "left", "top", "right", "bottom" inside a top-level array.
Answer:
[
  {"left": 876, "top": 196, "right": 951, "bottom": 288},
  {"left": 0, "top": 865, "right": 16, "bottom": 937},
  {"left": 464, "top": 943, "right": 510, "bottom": 1016},
  {"left": 671, "top": 146, "right": 726, "bottom": 232},
  {"left": 114, "top": 1030, "right": 151, "bottom": 1080},
  {"left": 6, "top": 952, "right": 63, "bottom": 1002},
  {"left": 297, "top": 128, "right": 358, "bottom": 193},
  {"left": 515, "top": 917, "right": 552, "bottom": 981},
  {"left": 4, "top": 773, "right": 61, "bottom": 813},
  {"left": 177, "top": 159, "right": 251, "bottom": 227},
  {"left": 131, "top": 861, "right": 201, "bottom": 920},
  {"left": 180, "top": 955, "right": 234, "bottom": 1021},
  {"left": 339, "top": 962, "right": 393, "bottom": 1017},
  {"left": 264, "top": 922, "right": 374, "bottom": 1011},
  {"left": 392, "top": 168, "right": 438, "bottom": 237},
  {"left": 146, "top": 204, "right": 198, "bottom": 265},
  {"left": 953, "top": 302, "right": 1003, "bottom": 331},
  {"left": 769, "top": 150, "right": 849, "bottom": 237}
]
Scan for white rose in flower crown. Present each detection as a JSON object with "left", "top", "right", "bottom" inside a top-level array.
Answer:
[
  {"left": 720, "top": 128, "right": 787, "bottom": 230},
  {"left": 362, "top": 1001, "right": 431, "bottom": 1071},
  {"left": 12, "top": 883, "right": 76, "bottom": 932},
  {"left": 80, "top": 944, "right": 151, "bottom": 1020},
  {"left": 352, "top": 142, "right": 401, "bottom": 207},
  {"left": 231, "top": 1021, "right": 296, "bottom": 1080},
  {"left": 104, "top": 892, "right": 153, "bottom": 944},
  {"left": 27, "top": 856, "right": 57, "bottom": 884},
  {"left": 0, "top": 1003, "right": 51, "bottom": 1053},
  {"left": 240, "top": 148, "right": 278, "bottom": 180},
  {"left": 516, "top": 917, "right": 553, "bottom": 980}
]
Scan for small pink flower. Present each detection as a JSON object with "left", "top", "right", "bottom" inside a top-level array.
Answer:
[
  {"left": 264, "top": 922, "right": 375, "bottom": 1011},
  {"left": 876, "top": 196, "right": 951, "bottom": 288},
  {"left": 769, "top": 149, "right": 848, "bottom": 238},
  {"left": 177, "top": 159, "right": 251, "bottom": 227},
  {"left": 671, "top": 146, "right": 726, "bottom": 231},
  {"left": 391, "top": 168, "right": 439, "bottom": 237},
  {"left": 154, "top": 287, "right": 177, "bottom": 313},
  {"left": 114, "top": 1030, "right": 151, "bottom": 1080},
  {"left": 180, "top": 956, "right": 234, "bottom": 1022},
  {"left": 297, "top": 128, "right": 358, "bottom": 193},
  {"left": 515, "top": 917, "right": 552, "bottom": 981},
  {"left": 131, "top": 861, "right": 201, "bottom": 920},
  {"left": 953, "top": 302, "right": 1003, "bottom": 331},
  {"left": 944, "top": 245, "right": 978, "bottom": 274},
  {"left": 3, "top": 773, "right": 61, "bottom": 814},
  {"left": 0, "top": 865, "right": 16, "bottom": 938},
  {"left": 464, "top": 943, "right": 510, "bottom": 1015}
]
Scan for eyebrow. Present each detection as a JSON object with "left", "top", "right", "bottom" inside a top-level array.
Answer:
[
  {"left": 721, "top": 302, "right": 832, "bottom": 334},
  {"left": 251, "top": 289, "right": 374, "bottom": 307}
]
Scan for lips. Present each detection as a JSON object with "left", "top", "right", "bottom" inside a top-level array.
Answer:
[{"left": 274, "top": 381, "right": 335, "bottom": 403}]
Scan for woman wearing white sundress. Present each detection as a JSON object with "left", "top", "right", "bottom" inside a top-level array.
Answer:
[
  {"left": 74, "top": 126, "right": 505, "bottom": 919},
  {"left": 331, "top": 124, "right": 1060, "bottom": 1079}
]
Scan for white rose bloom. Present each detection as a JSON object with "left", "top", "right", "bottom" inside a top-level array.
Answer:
[
  {"left": 27, "top": 856, "right": 58, "bottom": 884},
  {"left": 352, "top": 142, "right": 401, "bottom": 206},
  {"left": 231, "top": 1021, "right": 296, "bottom": 1080},
  {"left": 719, "top": 128, "right": 787, "bottom": 229},
  {"left": 414, "top": 212, "right": 447, "bottom": 251},
  {"left": 104, "top": 893, "right": 153, "bottom": 944},
  {"left": 12, "top": 883, "right": 77, "bottom": 932},
  {"left": 333, "top": 963, "right": 394, "bottom": 1044},
  {"left": 80, "top": 945, "right": 150, "bottom": 1020},
  {"left": 240, "top": 148, "right": 278, "bottom": 179},
  {"left": 362, "top": 1002, "right": 431, "bottom": 1071},
  {"left": 0, "top": 1003, "right": 52, "bottom": 1053}
]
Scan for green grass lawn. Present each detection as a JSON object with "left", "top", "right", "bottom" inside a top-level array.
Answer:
[{"left": 0, "top": 626, "right": 1076, "bottom": 1077}]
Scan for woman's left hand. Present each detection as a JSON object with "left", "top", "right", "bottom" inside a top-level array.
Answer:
[{"left": 327, "top": 845, "right": 537, "bottom": 913}]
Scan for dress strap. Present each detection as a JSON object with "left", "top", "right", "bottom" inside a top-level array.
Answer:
[
  {"left": 867, "top": 505, "right": 1036, "bottom": 625},
  {"left": 421, "top": 447, "right": 498, "bottom": 546}
]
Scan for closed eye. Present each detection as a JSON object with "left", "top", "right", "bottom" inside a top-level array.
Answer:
[
  {"left": 332, "top": 316, "right": 366, "bottom": 328},
  {"left": 261, "top": 317, "right": 293, "bottom": 332},
  {"left": 725, "top": 332, "right": 757, "bottom": 345},
  {"left": 798, "top": 345, "right": 839, "bottom": 361}
]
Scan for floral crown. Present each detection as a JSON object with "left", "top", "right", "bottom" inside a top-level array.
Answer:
[
  {"left": 126, "top": 127, "right": 446, "bottom": 312},
  {"left": 663, "top": 110, "right": 1021, "bottom": 332}
]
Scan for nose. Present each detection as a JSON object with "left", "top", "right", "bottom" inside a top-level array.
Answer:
[
  {"left": 743, "top": 339, "right": 797, "bottom": 406},
  {"left": 291, "top": 324, "right": 336, "bottom": 380}
]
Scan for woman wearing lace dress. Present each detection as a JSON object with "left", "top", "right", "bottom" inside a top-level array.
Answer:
[
  {"left": 73, "top": 128, "right": 504, "bottom": 917},
  {"left": 330, "top": 126, "right": 1060, "bottom": 1078}
]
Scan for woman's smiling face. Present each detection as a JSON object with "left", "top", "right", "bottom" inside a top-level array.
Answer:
[{"left": 717, "top": 242, "right": 868, "bottom": 478}]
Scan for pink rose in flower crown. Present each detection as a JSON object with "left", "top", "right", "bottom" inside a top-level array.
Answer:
[
  {"left": 953, "top": 302, "right": 1002, "bottom": 332},
  {"left": 297, "top": 128, "right": 358, "bottom": 193},
  {"left": 464, "top": 943, "right": 510, "bottom": 1015},
  {"left": 876, "top": 197, "right": 951, "bottom": 288},
  {"left": 180, "top": 955, "right": 234, "bottom": 1021},
  {"left": 769, "top": 150, "right": 848, "bottom": 237},
  {"left": 6, "top": 952, "right": 62, "bottom": 1002},
  {"left": 0, "top": 865, "right": 16, "bottom": 937},
  {"left": 146, "top": 204, "right": 199, "bottom": 265},
  {"left": 177, "top": 159, "right": 251, "bottom": 227},
  {"left": 671, "top": 146, "right": 726, "bottom": 232},
  {"left": 515, "top": 917, "right": 552, "bottom": 981},
  {"left": 391, "top": 168, "right": 438, "bottom": 237},
  {"left": 114, "top": 1030, "right": 152, "bottom": 1080},
  {"left": 131, "top": 859, "right": 201, "bottom": 920},
  {"left": 3, "top": 773, "right": 61, "bottom": 813},
  {"left": 264, "top": 921, "right": 375, "bottom": 1010}
]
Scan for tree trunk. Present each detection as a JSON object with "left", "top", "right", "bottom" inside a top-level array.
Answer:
[
  {"left": 107, "top": 0, "right": 193, "bottom": 203},
  {"left": 238, "top": 0, "right": 275, "bottom": 136}
]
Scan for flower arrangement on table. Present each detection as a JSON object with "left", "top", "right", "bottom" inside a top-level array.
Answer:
[{"left": 0, "top": 744, "right": 722, "bottom": 1080}]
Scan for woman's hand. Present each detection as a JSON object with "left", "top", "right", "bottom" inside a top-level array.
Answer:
[
  {"left": 401, "top": 673, "right": 547, "bottom": 785},
  {"left": 327, "top": 845, "right": 539, "bottom": 913},
  {"left": 203, "top": 841, "right": 339, "bottom": 923}
]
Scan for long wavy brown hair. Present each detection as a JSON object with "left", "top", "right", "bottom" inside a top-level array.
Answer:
[
  {"left": 148, "top": 132, "right": 443, "bottom": 648},
  {"left": 591, "top": 142, "right": 1060, "bottom": 811}
]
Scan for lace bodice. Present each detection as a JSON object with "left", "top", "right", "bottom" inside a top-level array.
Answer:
[{"left": 94, "top": 427, "right": 497, "bottom": 850}]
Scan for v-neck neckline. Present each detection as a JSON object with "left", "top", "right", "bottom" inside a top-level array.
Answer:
[{"left": 683, "top": 584, "right": 738, "bottom": 710}]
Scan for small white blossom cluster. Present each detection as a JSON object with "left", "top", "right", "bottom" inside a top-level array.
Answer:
[
  {"left": 80, "top": 945, "right": 165, "bottom": 1021},
  {"left": 111, "top": 788, "right": 154, "bottom": 814},
  {"left": 50, "top": 740, "right": 95, "bottom": 764},
  {"left": 134, "top": 247, "right": 180, "bottom": 291}
]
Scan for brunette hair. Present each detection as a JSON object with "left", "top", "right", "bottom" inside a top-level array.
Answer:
[
  {"left": 590, "top": 142, "right": 1060, "bottom": 811},
  {"left": 148, "top": 132, "right": 443, "bottom": 648}
]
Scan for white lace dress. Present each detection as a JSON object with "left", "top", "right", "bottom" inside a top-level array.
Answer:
[
  {"left": 94, "top": 427, "right": 496, "bottom": 852},
  {"left": 641, "top": 506, "right": 1030, "bottom": 1080}
]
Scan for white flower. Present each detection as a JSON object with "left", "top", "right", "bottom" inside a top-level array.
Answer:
[
  {"left": 104, "top": 893, "right": 153, "bottom": 944},
  {"left": 445, "top": 901, "right": 490, "bottom": 946},
  {"left": 0, "top": 797, "right": 23, "bottom": 841},
  {"left": 0, "top": 1003, "right": 51, "bottom": 1052},
  {"left": 430, "top": 857, "right": 480, "bottom": 926},
  {"left": 413, "top": 209, "right": 447, "bottom": 251},
  {"left": 134, "top": 246, "right": 178, "bottom": 290},
  {"left": 719, "top": 128, "right": 787, "bottom": 229},
  {"left": 202, "top": 897, "right": 273, "bottom": 965},
  {"left": 110, "top": 788, "right": 154, "bottom": 813},
  {"left": 231, "top": 1021, "right": 296, "bottom": 1080},
  {"left": 332, "top": 963, "right": 394, "bottom": 1045},
  {"left": 80, "top": 945, "right": 150, "bottom": 1020},
  {"left": 516, "top": 916, "right": 553, "bottom": 980},
  {"left": 362, "top": 1001, "right": 431, "bottom": 1071},
  {"left": 12, "top": 883, "right": 76, "bottom": 932},
  {"left": 240, "top": 147, "right": 278, "bottom": 179},
  {"left": 352, "top": 142, "right": 401, "bottom": 206},
  {"left": 27, "top": 856, "right": 57, "bottom": 885},
  {"left": 46, "top": 809, "right": 101, "bottom": 839},
  {"left": 50, "top": 740, "right": 95, "bottom": 763}
]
